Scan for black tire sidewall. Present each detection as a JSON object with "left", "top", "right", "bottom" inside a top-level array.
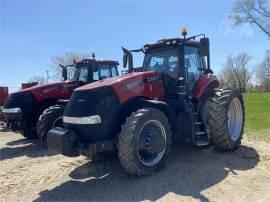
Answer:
[
  {"left": 37, "top": 105, "right": 65, "bottom": 145},
  {"left": 208, "top": 89, "right": 245, "bottom": 151},
  {"left": 128, "top": 108, "right": 171, "bottom": 174}
]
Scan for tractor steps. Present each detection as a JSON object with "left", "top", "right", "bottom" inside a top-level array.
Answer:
[
  {"left": 194, "top": 133, "right": 209, "bottom": 146},
  {"left": 194, "top": 111, "right": 209, "bottom": 147}
]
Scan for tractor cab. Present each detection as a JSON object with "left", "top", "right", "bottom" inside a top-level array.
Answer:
[
  {"left": 61, "top": 54, "right": 119, "bottom": 83},
  {"left": 123, "top": 28, "right": 215, "bottom": 98},
  {"left": 72, "top": 60, "right": 119, "bottom": 83}
]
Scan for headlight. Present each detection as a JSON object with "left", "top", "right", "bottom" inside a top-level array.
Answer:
[
  {"left": 63, "top": 115, "right": 101, "bottom": 125},
  {"left": 2, "top": 108, "right": 22, "bottom": 113}
]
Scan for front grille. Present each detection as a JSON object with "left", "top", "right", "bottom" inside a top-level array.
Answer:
[
  {"left": 64, "top": 87, "right": 120, "bottom": 143},
  {"left": 3, "top": 91, "right": 37, "bottom": 122}
]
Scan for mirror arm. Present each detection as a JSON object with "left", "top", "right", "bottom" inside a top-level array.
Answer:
[{"left": 184, "top": 34, "right": 205, "bottom": 42}]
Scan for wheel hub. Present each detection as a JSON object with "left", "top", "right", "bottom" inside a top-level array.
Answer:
[
  {"left": 228, "top": 97, "right": 243, "bottom": 141},
  {"left": 137, "top": 120, "right": 166, "bottom": 167}
]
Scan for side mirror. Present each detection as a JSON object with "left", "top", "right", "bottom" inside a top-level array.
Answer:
[
  {"left": 122, "top": 47, "right": 133, "bottom": 73},
  {"left": 59, "top": 64, "right": 68, "bottom": 81},
  {"left": 123, "top": 53, "right": 127, "bottom": 68},
  {"left": 199, "top": 38, "right": 210, "bottom": 57}
]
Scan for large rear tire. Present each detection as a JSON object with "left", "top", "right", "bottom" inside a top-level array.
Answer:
[
  {"left": 207, "top": 89, "right": 245, "bottom": 151},
  {"left": 117, "top": 108, "right": 172, "bottom": 176},
  {"left": 37, "top": 105, "right": 65, "bottom": 146}
]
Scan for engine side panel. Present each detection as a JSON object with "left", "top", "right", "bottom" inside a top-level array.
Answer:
[
  {"left": 75, "top": 72, "right": 166, "bottom": 104},
  {"left": 113, "top": 72, "right": 166, "bottom": 103},
  {"left": 30, "top": 81, "right": 79, "bottom": 102}
]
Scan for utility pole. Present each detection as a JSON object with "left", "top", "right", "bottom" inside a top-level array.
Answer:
[{"left": 46, "top": 70, "right": 50, "bottom": 83}]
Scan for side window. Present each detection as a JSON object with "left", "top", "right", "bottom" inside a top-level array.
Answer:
[
  {"left": 167, "top": 55, "right": 179, "bottom": 78},
  {"left": 150, "top": 57, "right": 164, "bottom": 69},
  {"left": 111, "top": 65, "right": 118, "bottom": 77},
  {"left": 93, "top": 71, "right": 99, "bottom": 81},
  {"left": 78, "top": 67, "right": 88, "bottom": 82},
  {"left": 99, "top": 64, "right": 111, "bottom": 79},
  {"left": 184, "top": 46, "right": 201, "bottom": 91}
]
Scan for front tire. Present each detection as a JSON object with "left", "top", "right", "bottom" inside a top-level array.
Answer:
[
  {"left": 207, "top": 89, "right": 245, "bottom": 151},
  {"left": 37, "top": 105, "right": 65, "bottom": 146},
  {"left": 20, "top": 127, "right": 37, "bottom": 139},
  {"left": 117, "top": 108, "right": 172, "bottom": 176}
]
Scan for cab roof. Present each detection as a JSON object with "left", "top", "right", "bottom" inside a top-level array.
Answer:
[
  {"left": 143, "top": 38, "right": 200, "bottom": 52},
  {"left": 76, "top": 59, "right": 119, "bottom": 66}
]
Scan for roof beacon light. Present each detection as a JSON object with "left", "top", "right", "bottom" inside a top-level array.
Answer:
[
  {"left": 182, "top": 27, "right": 187, "bottom": 39},
  {"left": 92, "top": 52, "right": 96, "bottom": 59}
]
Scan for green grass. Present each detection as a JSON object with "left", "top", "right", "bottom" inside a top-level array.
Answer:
[{"left": 244, "top": 92, "right": 270, "bottom": 142}]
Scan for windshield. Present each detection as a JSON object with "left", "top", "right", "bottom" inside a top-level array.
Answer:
[
  {"left": 73, "top": 64, "right": 118, "bottom": 82},
  {"left": 73, "top": 66, "right": 89, "bottom": 82},
  {"left": 143, "top": 46, "right": 205, "bottom": 79},
  {"left": 143, "top": 49, "right": 179, "bottom": 79}
]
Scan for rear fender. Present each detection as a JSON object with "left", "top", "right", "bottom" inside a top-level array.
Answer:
[{"left": 193, "top": 74, "right": 219, "bottom": 99}]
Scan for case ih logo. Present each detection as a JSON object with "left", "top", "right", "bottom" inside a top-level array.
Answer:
[
  {"left": 121, "top": 80, "right": 143, "bottom": 92},
  {"left": 121, "top": 75, "right": 160, "bottom": 93},
  {"left": 63, "top": 83, "right": 78, "bottom": 88},
  {"left": 146, "top": 75, "right": 159, "bottom": 82},
  {"left": 42, "top": 86, "right": 60, "bottom": 94}
]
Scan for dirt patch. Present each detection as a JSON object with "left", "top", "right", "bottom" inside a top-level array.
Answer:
[{"left": 0, "top": 131, "right": 270, "bottom": 201}]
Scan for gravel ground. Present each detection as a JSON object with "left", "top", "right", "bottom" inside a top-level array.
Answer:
[{"left": 0, "top": 131, "right": 270, "bottom": 202}]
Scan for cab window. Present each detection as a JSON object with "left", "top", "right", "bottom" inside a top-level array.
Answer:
[
  {"left": 73, "top": 67, "right": 89, "bottom": 82},
  {"left": 99, "top": 65, "right": 111, "bottom": 79},
  {"left": 184, "top": 46, "right": 201, "bottom": 92},
  {"left": 111, "top": 65, "right": 119, "bottom": 77},
  {"left": 144, "top": 49, "right": 179, "bottom": 79}
]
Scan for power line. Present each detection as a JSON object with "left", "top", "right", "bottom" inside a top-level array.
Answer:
[{"left": 46, "top": 70, "right": 50, "bottom": 83}]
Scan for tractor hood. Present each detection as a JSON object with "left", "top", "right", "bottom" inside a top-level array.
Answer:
[
  {"left": 10, "top": 80, "right": 79, "bottom": 102},
  {"left": 75, "top": 71, "right": 166, "bottom": 103},
  {"left": 76, "top": 72, "right": 146, "bottom": 91}
]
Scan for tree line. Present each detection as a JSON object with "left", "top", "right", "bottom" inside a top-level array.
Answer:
[
  {"left": 220, "top": 0, "right": 270, "bottom": 92},
  {"left": 219, "top": 50, "right": 270, "bottom": 92}
]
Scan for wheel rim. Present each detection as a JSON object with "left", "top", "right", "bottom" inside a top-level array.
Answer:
[
  {"left": 228, "top": 97, "right": 243, "bottom": 141},
  {"left": 137, "top": 120, "right": 166, "bottom": 167},
  {"left": 53, "top": 116, "right": 63, "bottom": 128}
]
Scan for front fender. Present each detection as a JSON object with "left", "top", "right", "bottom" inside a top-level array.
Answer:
[{"left": 140, "top": 99, "right": 177, "bottom": 132}]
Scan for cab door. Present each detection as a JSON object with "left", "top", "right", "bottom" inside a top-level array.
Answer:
[{"left": 184, "top": 46, "right": 203, "bottom": 94}]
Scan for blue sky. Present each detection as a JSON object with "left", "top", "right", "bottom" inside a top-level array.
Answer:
[{"left": 0, "top": 0, "right": 269, "bottom": 92}]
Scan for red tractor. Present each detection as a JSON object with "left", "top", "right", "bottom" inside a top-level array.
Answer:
[
  {"left": 47, "top": 29, "right": 245, "bottom": 176},
  {"left": 2, "top": 56, "right": 119, "bottom": 142}
]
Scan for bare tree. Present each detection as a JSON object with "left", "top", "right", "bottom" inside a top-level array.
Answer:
[
  {"left": 219, "top": 53, "right": 252, "bottom": 92},
  {"left": 230, "top": 0, "right": 270, "bottom": 38},
  {"left": 256, "top": 49, "right": 270, "bottom": 91},
  {"left": 50, "top": 52, "right": 86, "bottom": 80},
  {"left": 28, "top": 76, "right": 46, "bottom": 84}
]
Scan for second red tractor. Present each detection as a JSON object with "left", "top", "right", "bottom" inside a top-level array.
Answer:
[{"left": 3, "top": 56, "right": 119, "bottom": 145}]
